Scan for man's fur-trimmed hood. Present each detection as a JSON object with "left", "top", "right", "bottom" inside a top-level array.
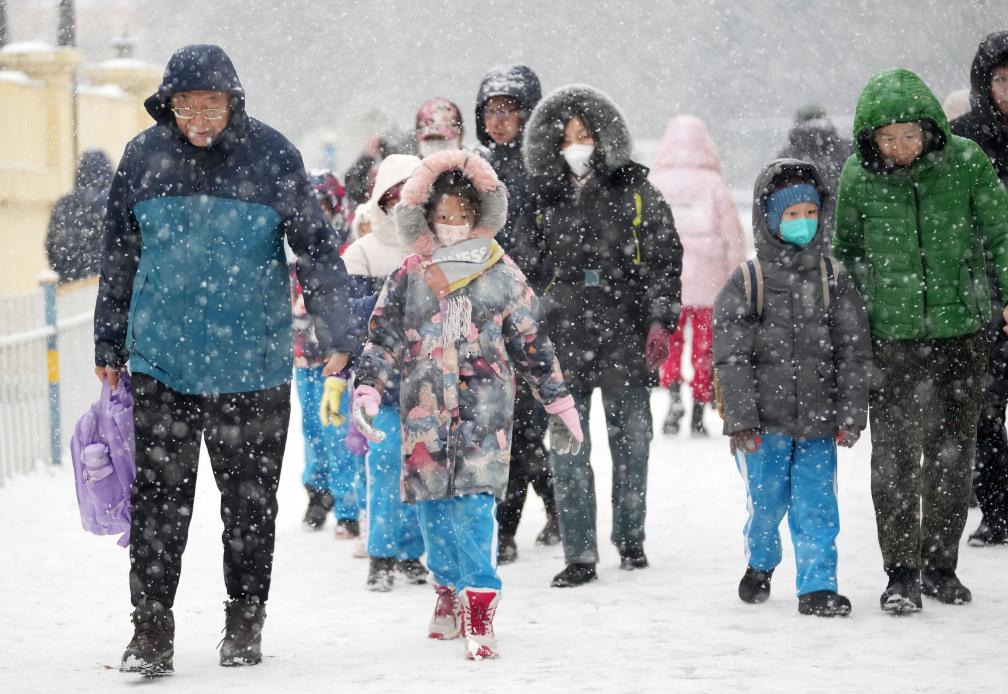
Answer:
[
  {"left": 393, "top": 150, "right": 508, "bottom": 258},
  {"left": 523, "top": 84, "right": 634, "bottom": 179}
]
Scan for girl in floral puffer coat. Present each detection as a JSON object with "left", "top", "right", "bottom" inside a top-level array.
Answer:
[{"left": 352, "top": 150, "right": 583, "bottom": 660}]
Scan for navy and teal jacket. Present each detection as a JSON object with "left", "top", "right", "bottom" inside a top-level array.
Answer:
[{"left": 94, "top": 44, "right": 357, "bottom": 394}]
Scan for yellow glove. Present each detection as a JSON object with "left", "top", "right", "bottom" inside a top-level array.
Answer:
[{"left": 319, "top": 376, "right": 348, "bottom": 427}]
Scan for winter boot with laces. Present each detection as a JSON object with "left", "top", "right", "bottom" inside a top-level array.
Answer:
[
  {"left": 880, "top": 567, "right": 922, "bottom": 614},
  {"left": 367, "top": 557, "right": 395, "bottom": 592},
  {"left": 798, "top": 590, "right": 852, "bottom": 617},
  {"left": 662, "top": 387, "right": 685, "bottom": 435},
  {"left": 428, "top": 583, "right": 462, "bottom": 640},
  {"left": 922, "top": 569, "right": 972, "bottom": 605},
  {"left": 690, "top": 403, "right": 708, "bottom": 437},
  {"left": 120, "top": 599, "right": 175, "bottom": 676},
  {"left": 395, "top": 558, "right": 429, "bottom": 585},
  {"left": 461, "top": 588, "right": 500, "bottom": 660},
  {"left": 535, "top": 511, "right": 562, "bottom": 546},
  {"left": 738, "top": 566, "right": 773, "bottom": 604},
  {"left": 302, "top": 484, "right": 334, "bottom": 530},
  {"left": 218, "top": 597, "right": 266, "bottom": 666}
]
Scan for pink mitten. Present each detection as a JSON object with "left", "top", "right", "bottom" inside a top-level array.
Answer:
[
  {"left": 351, "top": 384, "right": 385, "bottom": 443},
  {"left": 545, "top": 395, "right": 584, "bottom": 455}
]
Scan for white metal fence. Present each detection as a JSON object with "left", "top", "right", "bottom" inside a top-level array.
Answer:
[{"left": 0, "top": 276, "right": 98, "bottom": 485}]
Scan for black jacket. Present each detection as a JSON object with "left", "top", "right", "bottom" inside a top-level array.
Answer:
[
  {"left": 46, "top": 150, "right": 114, "bottom": 282},
  {"left": 776, "top": 118, "right": 852, "bottom": 196},
  {"left": 475, "top": 64, "right": 542, "bottom": 257},
  {"left": 520, "top": 84, "right": 682, "bottom": 389},
  {"left": 714, "top": 159, "right": 871, "bottom": 439}
]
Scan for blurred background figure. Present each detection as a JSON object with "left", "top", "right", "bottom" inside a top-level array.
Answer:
[
  {"left": 45, "top": 149, "right": 114, "bottom": 283},
  {"left": 343, "top": 130, "right": 416, "bottom": 210},
  {"left": 776, "top": 104, "right": 852, "bottom": 197},
  {"left": 942, "top": 88, "right": 972, "bottom": 121},
  {"left": 414, "top": 97, "right": 464, "bottom": 158},
  {"left": 649, "top": 116, "right": 746, "bottom": 437}
]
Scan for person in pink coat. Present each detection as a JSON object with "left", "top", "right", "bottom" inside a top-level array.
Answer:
[{"left": 649, "top": 115, "right": 746, "bottom": 436}]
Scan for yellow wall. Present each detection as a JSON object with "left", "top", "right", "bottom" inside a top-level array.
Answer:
[{"left": 0, "top": 48, "right": 160, "bottom": 295}]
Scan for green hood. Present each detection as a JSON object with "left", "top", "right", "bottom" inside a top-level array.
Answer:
[{"left": 852, "top": 68, "right": 950, "bottom": 171}]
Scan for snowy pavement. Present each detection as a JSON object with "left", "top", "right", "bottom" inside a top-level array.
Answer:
[{"left": 2, "top": 389, "right": 1006, "bottom": 693}]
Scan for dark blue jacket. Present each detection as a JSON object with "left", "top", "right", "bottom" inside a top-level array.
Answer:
[
  {"left": 94, "top": 44, "right": 356, "bottom": 394},
  {"left": 475, "top": 65, "right": 542, "bottom": 257}
]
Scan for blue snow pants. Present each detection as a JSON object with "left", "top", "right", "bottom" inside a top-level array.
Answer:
[
  {"left": 415, "top": 493, "right": 501, "bottom": 592},
  {"left": 295, "top": 367, "right": 360, "bottom": 521},
  {"left": 735, "top": 433, "right": 839, "bottom": 595},
  {"left": 366, "top": 406, "right": 424, "bottom": 560}
]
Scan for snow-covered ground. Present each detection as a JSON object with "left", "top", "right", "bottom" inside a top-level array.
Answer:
[{"left": 2, "top": 389, "right": 1006, "bottom": 693}]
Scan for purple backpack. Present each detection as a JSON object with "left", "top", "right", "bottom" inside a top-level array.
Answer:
[{"left": 70, "top": 374, "right": 135, "bottom": 547}]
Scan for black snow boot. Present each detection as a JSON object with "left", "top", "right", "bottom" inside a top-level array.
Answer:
[
  {"left": 662, "top": 387, "right": 685, "bottom": 436},
  {"left": 497, "top": 535, "right": 518, "bottom": 564},
  {"left": 880, "top": 567, "right": 922, "bottom": 614},
  {"left": 395, "top": 558, "right": 430, "bottom": 585},
  {"left": 367, "top": 557, "right": 395, "bottom": 592},
  {"left": 334, "top": 518, "right": 360, "bottom": 538},
  {"left": 921, "top": 569, "right": 972, "bottom": 605},
  {"left": 550, "top": 562, "right": 598, "bottom": 588},
  {"left": 738, "top": 566, "right": 773, "bottom": 604},
  {"left": 302, "top": 484, "right": 334, "bottom": 530},
  {"left": 690, "top": 403, "right": 708, "bottom": 437},
  {"left": 798, "top": 590, "right": 852, "bottom": 617},
  {"left": 219, "top": 597, "right": 266, "bottom": 666},
  {"left": 120, "top": 599, "right": 175, "bottom": 676},
  {"left": 535, "top": 512, "right": 562, "bottom": 546},
  {"left": 619, "top": 545, "right": 649, "bottom": 571},
  {"left": 968, "top": 520, "right": 1008, "bottom": 546}
]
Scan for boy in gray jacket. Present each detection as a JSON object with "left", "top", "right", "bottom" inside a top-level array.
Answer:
[{"left": 713, "top": 159, "right": 871, "bottom": 617}]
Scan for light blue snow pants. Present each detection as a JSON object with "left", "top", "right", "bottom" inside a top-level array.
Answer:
[
  {"left": 415, "top": 493, "right": 501, "bottom": 592},
  {"left": 296, "top": 367, "right": 360, "bottom": 521},
  {"left": 735, "top": 433, "right": 839, "bottom": 595},
  {"left": 366, "top": 406, "right": 424, "bottom": 560}
]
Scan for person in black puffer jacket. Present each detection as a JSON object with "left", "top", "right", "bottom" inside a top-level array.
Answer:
[
  {"left": 520, "top": 84, "right": 683, "bottom": 587},
  {"left": 951, "top": 30, "right": 1008, "bottom": 547},
  {"left": 474, "top": 64, "right": 559, "bottom": 562},
  {"left": 46, "top": 149, "right": 114, "bottom": 282}
]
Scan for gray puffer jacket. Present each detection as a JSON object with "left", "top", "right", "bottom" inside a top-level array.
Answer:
[{"left": 713, "top": 159, "right": 871, "bottom": 439}]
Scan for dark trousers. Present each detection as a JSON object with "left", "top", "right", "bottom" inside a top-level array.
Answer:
[
  {"left": 129, "top": 373, "right": 291, "bottom": 608},
  {"left": 496, "top": 381, "right": 555, "bottom": 538},
  {"left": 550, "top": 382, "right": 652, "bottom": 565},
  {"left": 869, "top": 333, "right": 987, "bottom": 573},
  {"left": 976, "top": 324, "right": 1008, "bottom": 530}
]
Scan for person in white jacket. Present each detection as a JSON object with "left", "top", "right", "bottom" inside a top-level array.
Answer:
[
  {"left": 342, "top": 153, "right": 431, "bottom": 591},
  {"left": 649, "top": 115, "right": 747, "bottom": 436}
]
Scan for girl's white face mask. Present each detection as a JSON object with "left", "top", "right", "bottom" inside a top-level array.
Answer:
[
  {"left": 418, "top": 138, "right": 460, "bottom": 158},
  {"left": 562, "top": 143, "right": 595, "bottom": 178},
  {"left": 433, "top": 222, "right": 472, "bottom": 246}
]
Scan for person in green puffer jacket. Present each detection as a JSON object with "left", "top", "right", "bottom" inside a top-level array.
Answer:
[{"left": 834, "top": 68, "right": 1008, "bottom": 616}]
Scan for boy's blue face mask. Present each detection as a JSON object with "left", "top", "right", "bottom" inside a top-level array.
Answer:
[{"left": 778, "top": 217, "right": 819, "bottom": 246}]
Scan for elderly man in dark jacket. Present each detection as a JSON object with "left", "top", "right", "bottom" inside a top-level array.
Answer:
[
  {"left": 46, "top": 149, "right": 114, "bottom": 282},
  {"left": 93, "top": 44, "right": 356, "bottom": 675},
  {"left": 714, "top": 159, "right": 870, "bottom": 617},
  {"left": 474, "top": 64, "right": 559, "bottom": 562},
  {"left": 951, "top": 30, "right": 1008, "bottom": 547}
]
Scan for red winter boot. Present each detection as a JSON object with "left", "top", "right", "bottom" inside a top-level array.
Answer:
[
  {"left": 428, "top": 584, "right": 461, "bottom": 640},
  {"left": 461, "top": 588, "right": 500, "bottom": 660}
]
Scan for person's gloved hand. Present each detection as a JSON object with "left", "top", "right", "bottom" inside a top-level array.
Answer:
[
  {"left": 729, "top": 428, "right": 761, "bottom": 456},
  {"left": 545, "top": 395, "right": 584, "bottom": 455},
  {"left": 351, "top": 384, "right": 386, "bottom": 443},
  {"left": 319, "top": 376, "right": 348, "bottom": 427},
  {"left": 345, "top": 418, "right": 370, "bottom": 456},
  {"left": 836, "top": 427, "right": 861, "bottom": 448},
  {"left": 645, "top": 322, "right": 672, "bottom": 372}
]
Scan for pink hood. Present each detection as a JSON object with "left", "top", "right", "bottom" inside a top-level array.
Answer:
[{"left": 652, "top": 115, "right": 722, "bottom": 173}]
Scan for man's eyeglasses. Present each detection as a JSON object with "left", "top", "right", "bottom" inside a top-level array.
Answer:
[
  {"left": 171, "top": 106, "right": 228, "bottom": 121},
  {"left": 484, "top": 107, "right": 521, "bottom": 119}
]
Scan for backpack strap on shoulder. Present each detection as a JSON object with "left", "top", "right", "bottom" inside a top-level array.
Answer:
[
  {"left": 739, "top": 259, "right": 764, "bottom": 318},
  {"left": 820, "top": 256, "right": 839, "bottom": 311}
]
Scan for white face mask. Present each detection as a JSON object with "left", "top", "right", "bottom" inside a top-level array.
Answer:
[
  {"left": 433, "top": 222, "right": 472, "bottom": 246},
  {"left": 562, "top": 143, "right": 595, "bottom": 178},
  {"left": 418, "top": 138, "right": 460, "bottom": 158}
]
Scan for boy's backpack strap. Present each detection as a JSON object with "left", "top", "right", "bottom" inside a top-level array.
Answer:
[
  {"left": 739, "top": 259, "right": 764, "bottom": 318},
  {"left": 820, "top": 256, "right": 840, "bottom": 311}
]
